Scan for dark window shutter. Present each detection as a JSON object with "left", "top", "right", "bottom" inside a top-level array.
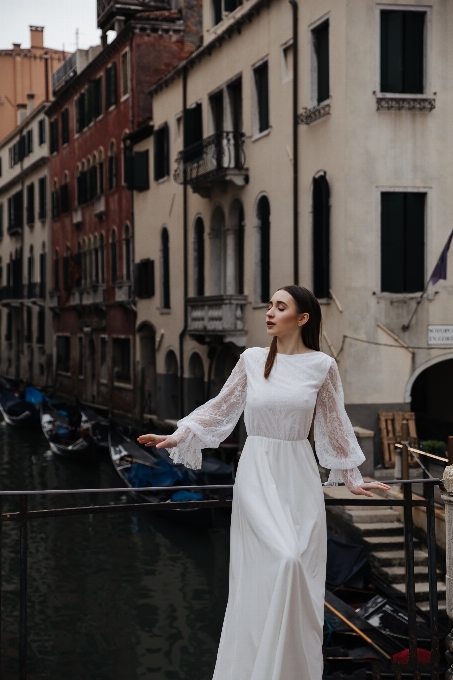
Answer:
[
  {"left": 162, "top": 229, "right": 170, "bottom": 308},
  {"left": 225, "top": 0, "right": 241, "bottom": 11},
  {"left": 94, "top": 76, "right": 102, "bottom": 117},
  {"left": 135, "top": 259, "right": 155, "bottom": 298},
  {"left": 381, "top": 11, "right": 424, "bottom": 94},
  {"left": 405, "top": 192, "right": 425, "bottom": 293},
  {"left": 258, "top": 197, "right": 271, "bottom": 303},
  {"left": 381, "top": 192, "right": 405, "bottom": 293},
  {"left": 132, "top": 151, "right": 149, "bottom": 191},
  {"left": 38, "top": 177, "right": 47, "bottom": 219},
  {"left": 184, "top": 103, "right": 203, "bottom": 149},
  {"left": 105, "top": 66, "right": 111, "bottom": 109},
  {"left": 39, "top": 252, "right": 46, "bottom": 298},
  {"left": 212, "top": 0, "right": 222, "bottom": 25},
  {"left": 110, "top": 62, "right": 117, "bottom": 106},
  {"left": 154, "top": 125, "right": 169, "bottom": 181},
  {"left": 404, "top": 11, "right": 424, "bottom": 95},
  {"left": 62, "top": 109, "right": 69, "bottom": 144},
  {"left": 314, "top": 21, "right": 329, "bottom": 104},
  {"left": 254, "top": 62, "right": 269, "bottom": 132},
  {"left": 99, "top": 161, "right": 104, "bottom": 194},
  {"left": 312, "top": 175, "right": 330, "bottom": 299}
]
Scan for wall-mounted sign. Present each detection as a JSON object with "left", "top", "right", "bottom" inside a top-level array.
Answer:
[{"left": 428, "top": 325, "right": 453, "bottom": 345}]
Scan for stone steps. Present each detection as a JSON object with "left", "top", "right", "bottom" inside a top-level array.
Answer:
[
  {"left": 369, "top": 549, "right": 429, "bottom": 568},
  {"left": 364, "top": 534, "right": 418, "bottom": 551},
  {"left": 392, "top": 580, "right": 447, "bottom": 602},
  {"left": 354, "top": 521, "right": 404, "bottom": 537},
  {"left": 377, "top": 564, "right": 442, "bottom": 584},
  {"left": 343, "top": 508, "right": 400, "bottom": 524}
]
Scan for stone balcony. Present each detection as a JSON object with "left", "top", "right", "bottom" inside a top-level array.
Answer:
[
  {"left": 187, "top": 294, "right": 247, "bottom": 346},
  {"left": 69, "top": 285, "right": 106, "bottom": 307},
  {"left": 114, "top": 281, "right": 131, "bottom": 303},
  {"left": 94, "top": 194, "right": 106, "bottom": 218},
  {"left": 72, "top": 205, "right": 83, "bottom": 228}
]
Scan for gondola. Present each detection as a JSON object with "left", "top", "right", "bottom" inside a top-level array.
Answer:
[
  {"left": 76, "top": 399, "right": 110, "bottom": 456},
  {"left": 40, "top": 398, "right": 96, "bottom": 462},
  {"left": 108, "top": 425, "right": 234, "bottom": 527},
  {"left": 0, "top": 385, "right": 41, "bottom": 428}
]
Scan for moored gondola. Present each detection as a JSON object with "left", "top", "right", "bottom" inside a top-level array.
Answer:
[
  {"left": 109, "top": 425, "right": 233, "bottom": 526},
  {"left": 0, "top": 385, "right": 41, "bottom": 428},
  {"left": 40, "top": 398, "right": 96, "bottom": 462}
]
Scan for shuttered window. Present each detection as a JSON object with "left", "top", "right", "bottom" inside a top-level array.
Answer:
[
  {"left": 313, "top": 21, "right": 329, "bottom": 104},
  {"left": 254, "top": 61, "right": 269, "bottom": 133},
  {"left": 184, "top": 103, "right": 203, "bottom": 149},
  {"left": 380, "top": 10, "right": 425, "bottom": 94},
  {"left": 381, "top": 192, "right": 425, "bottom": 294},
  {"left": 154, "top": 124, "right": 169, "bottom": 181},
  {"left": 161, "top": 228, "right": 170, "bottom": 309},
  {"left": 26, "top": 183, "right": 35, "bottom": 225},
  {"left": 134, "top": 259, "right": 155, "bottom": 298},
  {"left": 257, "top": 196, "right": 271, "bottom": 303},
  {"left": 50, "top": 119, "right": 59, "bottom": 154},
  {"left": 312, "top": 174, "right": 330, "bottom": 299},
  {"left": 38, "top": 177, "right": 47, "bottom": 219},
  {"left": 38, "top": 118, "right": 46, "bottom": 145},
  {"left": 61, "top": 108, "right": 69, "bottom": 145}
]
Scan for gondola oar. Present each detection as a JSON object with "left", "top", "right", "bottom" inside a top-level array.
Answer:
[{"left": 324, "top": 600, "right": 391, "bottom": 660}]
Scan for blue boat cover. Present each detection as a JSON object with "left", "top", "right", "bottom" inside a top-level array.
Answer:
[
  {"left": 170, "top": 490, "right": 204, "bottom": 502},
  {"left": 127, "top": 459, "right": 190, "bottom": 489},
  {"left": 25, "top": 386, "right": 43, "bottom": 405}
]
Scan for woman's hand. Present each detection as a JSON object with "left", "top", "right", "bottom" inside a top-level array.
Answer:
[
  {"left": 137, "top": 433, "right": 177, "bottom": 449},
  {"left": 349, "top": 481, "right": 391, "bottom": 498}
]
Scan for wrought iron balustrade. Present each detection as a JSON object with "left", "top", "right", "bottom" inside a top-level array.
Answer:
[
  {"left": 0, "top": 284, "right": 23, "bottom": 301},
  {"left": 23, "top": 283, "right": 43, "bottom": 300},
  {"left": 0, "top": 476, "right": 448, "bottom": 679},
  {"left": 174, "top": 131, "right": 247, "bottom": 189}
]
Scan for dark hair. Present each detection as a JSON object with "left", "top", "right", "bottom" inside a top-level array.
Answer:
[{"left": 264, "top": 285, "right": 322, "bottom": 379}]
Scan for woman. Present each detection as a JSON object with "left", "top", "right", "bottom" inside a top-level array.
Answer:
[{"left": 138, "top": 285, "right": 389, "bottom": 680}]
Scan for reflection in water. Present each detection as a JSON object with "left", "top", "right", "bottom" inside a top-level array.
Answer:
[{"left": 0, "top": 421, "right": 230, "bottom": 679}]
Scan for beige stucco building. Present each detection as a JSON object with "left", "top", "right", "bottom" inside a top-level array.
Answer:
[
  {"left": 132, "top": 0, "right": 453, "bottom": 466},
  {"left": 0, "top": 100, "right": 53, "bottom": 386}
]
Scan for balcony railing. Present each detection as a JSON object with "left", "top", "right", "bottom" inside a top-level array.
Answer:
[
  {"left": 70, "top": 284, "right": 106, "bottom": 306},
  {"left": 0, "top": 284, "right": 23, "bottom": 302},
  {"left": 187, "top": 294, "right": 247, "bottom": 345},
  {"left": 23, "top": 282, "right": 44, "bottom": 300},
  {"left": 174, "top": 131, "right": 248, "bottom": 197}
]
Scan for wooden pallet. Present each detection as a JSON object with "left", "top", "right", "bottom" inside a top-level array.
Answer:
[{"left": 379, "top": 411, "right": 418, "bottom": 468}]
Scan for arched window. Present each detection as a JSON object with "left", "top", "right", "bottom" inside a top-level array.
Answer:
[
  {"left": 255, "top": 195, "right": 270, "bottom": 303},
  {"left": 54, "top": 248, "right": 60, "bottom": 291},
  {"left": 163, "top": 349, "right": 179, "bottom": 419},
  {"left": 81, "top": 238, "right": 87, "bottom": 287},
  {"left": 61, "top": 171, "right": 70, "bottom": 214},
  {"left": 161, "top": 227, "right": 170, "bottom": 309},
  {"left": 52, "top": 179, "right": 59, "bottom": 218},
  {"left": 193, "top": 217, "right": 205, "bottom": 296},
  {"left": 210, "top": 206, "right": 225, "bottom": 295},
  {"left": 228, "top": 198, "right": 245, "bottom": 295},
  {"left": 123, "top": 223, "right": 131, "bottom": 281},
  {"left": 98, "top": 148, "right": 104, "bottom": 195},
  {"left": 39, "top": 242, "right": 46, "bottom": 298},
  {"left": 100, "top": 233, "right": 105, "bottom": 283},
  {"left": 108, "top": 140, "right": 117, "bottom": 191},
  {"left": 110, "top": 229, "right": 118, "bottom": 283},
  {"left": 93, "top": 234, "right": 99, "bottom": 284},
  {"left": 312, "top": 173, "right": 330, "bottom": 299},
  {"left": 87, "top": 236, "right": 93, "bottom": 285},
  {"left": 89, "top": 153, "right": 98, "bottom": 200}
]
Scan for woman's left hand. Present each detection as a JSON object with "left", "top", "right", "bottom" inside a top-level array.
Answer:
[{"left": 349, "top": 482, "right": 391, "bottom": 498}]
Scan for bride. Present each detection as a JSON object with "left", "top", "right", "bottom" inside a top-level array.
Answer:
[{"left": 138, "top": 285, "right": 389, "bottom": 680}]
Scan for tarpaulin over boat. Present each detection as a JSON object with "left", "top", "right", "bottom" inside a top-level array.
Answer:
[
  {"left": 126, "top": 459, "right": 190, "bottom": 489},
  {"left": 326, "top": 532, "right": 369, "bottom": 590}
]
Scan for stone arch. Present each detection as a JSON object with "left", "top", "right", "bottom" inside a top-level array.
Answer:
[
  {"left": 209, "top": 204, "right": 225, "bottom": 295},
  {"left": 186, "top": 351, "right": 206, "bottom": 412},
  {"left": 409, "top": 355, "right": 453, "bottom": 443}
]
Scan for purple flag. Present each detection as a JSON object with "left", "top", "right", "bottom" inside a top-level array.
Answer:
[{"left": 429, "top": 229, "right": 453, "bottom": 285}]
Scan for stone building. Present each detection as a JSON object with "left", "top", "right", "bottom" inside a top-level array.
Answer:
[
  {"left": 131, "top": 0, "right": 453, "bottom": 465},
  {"left": 0, "top": 26, "right": 69, "bottom": 143},
  {"left": 0, "top": 99, "right": 53, "bottom": 386},
  {"left": 46, "top": 0, "right": 201, "bottom": 418}
]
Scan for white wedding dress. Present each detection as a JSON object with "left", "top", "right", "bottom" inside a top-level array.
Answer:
[{"left": 170, "top": 348, "right": 365, "bottom": 680}]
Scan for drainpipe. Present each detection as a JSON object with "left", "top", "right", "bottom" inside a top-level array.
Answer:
[
  {"left": 178, "top": 67, "right": 188, "bottom": 418},
  {"left": 288, "top": 0, "right": 299, "bottom": 285}
]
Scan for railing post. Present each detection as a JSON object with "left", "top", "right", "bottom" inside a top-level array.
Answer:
[
  {"left": 448, "top": 437, "right": 453, "bottom": 467},
  {"left": 0, "top": 494, "right": 2, "bottom": 680},
  {"left": 401, "top": 420, "right": 410, "bottom": 482},
  {"left": 442, "top": 466, "right": 453, "bottom": 679},
  {"left": 19, "top": 495, "right": 28, "bottom": 680}
]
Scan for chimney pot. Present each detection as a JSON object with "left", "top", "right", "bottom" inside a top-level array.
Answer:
[
  {"left": 26, "top": 93, "right": 35, "bottom": 114},
  {"left": 17, "top": 104, "right": 27, "bottom": 125},
  {"left": 30, "top": 26, "right": 44, "bottom": 48}
]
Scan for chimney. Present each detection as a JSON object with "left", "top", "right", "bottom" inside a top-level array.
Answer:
[
  {"left": 12, "top": 43, "right": 21, "bottom": 52},
  {"left": 17, "top": 104, "right": 27, "bottom": 125},
  {"left": 26, "top": 93, "right": 35, "bottom": 114},
  {"left": 30, "top": 26, "right": 44, "bottom": 48}
]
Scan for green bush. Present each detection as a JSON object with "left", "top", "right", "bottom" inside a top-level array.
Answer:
[{"left": 419, "top": 440, "right": 447, "bottom": 456}]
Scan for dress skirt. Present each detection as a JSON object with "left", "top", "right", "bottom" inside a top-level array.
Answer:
[{"left": 212, "top": 435, "right": 327, "bottom": 680}]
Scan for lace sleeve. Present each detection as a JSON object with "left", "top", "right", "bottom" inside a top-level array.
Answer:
[
  {"left": 314, "top": 359, "right": 366, "bottom": 490},
  {"left": 169, "top": 353, "right": 247, "bottom": 469}
]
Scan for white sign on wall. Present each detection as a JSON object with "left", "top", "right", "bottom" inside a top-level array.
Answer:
[{"left": 428, "top": 325, "right": 453, "bottom": 345}]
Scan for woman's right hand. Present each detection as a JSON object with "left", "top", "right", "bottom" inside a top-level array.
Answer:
[{"left": 137, "top": 433, "right": 177, "bottom": 449}]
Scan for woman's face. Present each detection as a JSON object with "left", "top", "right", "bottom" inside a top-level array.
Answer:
[{"left": 266, "top": 289, "right": 308, "bottom": 338}]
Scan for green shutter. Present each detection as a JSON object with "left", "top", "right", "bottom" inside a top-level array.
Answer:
[
  {"left": 404, "top": 12, "right": 424, "bottom": 94},
  {"left": 381, "top": 192, "right": 405, "bottom": 293},
  {"left": 133, "top": 151, "right": 149, "bottom": 192},
  {"left": 315, "top": 22, "right": 329, "bottom": 104},
  {"left": 405, "top": 193, "right": 425, "bottom": 292}
]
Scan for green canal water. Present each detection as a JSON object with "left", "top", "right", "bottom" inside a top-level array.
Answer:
[{"left": 0, "top": 420, "right": 230, "bottom": 679}]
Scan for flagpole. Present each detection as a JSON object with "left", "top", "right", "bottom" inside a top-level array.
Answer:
[{"left": 401, "top": 280, "right": 430, "bottom": 331}]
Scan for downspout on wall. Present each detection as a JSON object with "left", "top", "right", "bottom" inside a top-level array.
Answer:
[
  {"left": 178, "top": 67, "right": 189, "bottom": 418},
  {"left": 288, "top": 0, "right": 299, "bottom": 285}
]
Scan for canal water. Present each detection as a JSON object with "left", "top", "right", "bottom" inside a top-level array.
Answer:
[{"left": 0, "top": 420, "right": 230, "bottom": 680}]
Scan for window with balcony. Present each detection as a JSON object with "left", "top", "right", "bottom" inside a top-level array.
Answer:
[
  {"left": 105, "top": 62, "right": 118, "bottom": 109},
  {"left": 61, "top": 108, "right": 69, "bottom": 145},
  {"left": 312, "top": 19, "right": 329, "bottom": 105},
  {"left": 161, "top": 227, "right": 170, "bottom": 309},
  {"left": 108, "top": 142, "right": 117, "bottom": 191},
  {"left": 381, "top": 191, "right": 425, "bottom": 294},
  {"left": 50, "top": 119, "right": 59, "bottom": 154},
  {"left": 194, "top": 217, "right": 205, "bottom": 296},
  {"left": 38, "top": 177, "right": 47, "bottom": 219},
  {"left": 110, "top": 229, "right": 118, "bottom": 283},
  {"left": 154, "top": 124, "right": 169, "bottom": 181},
  {"left": 8, "top": 190, "right": 23, "bottom": 232},
  {"left": 256, "top": 196, "right": 270, "bottom": 303},
  {"left": 253, "top": 61, "right": 269, "bottom": 134},
  {"left": 38, "top": 118, "right": 46, "bottom": 145},
  {"left": 380, "top": 10, "right": 425, "bottom": 95},
  {"left": 56, "top": 335, "right": 71, "bottom": 374},
  {"left": 112, "top": 337, "right": 131, "bottom": 383},
  {"left": 26, "top": 183, "right": 35, "bottom": 225},
  {"left": 312, "top": 173, "right": 330, "bottom": 299},
  {"left": 184, "top": 103, "right": 203, "bottom": 156},
  {"left": 60, "top": 173, "right": 70, "bottom": 214}
]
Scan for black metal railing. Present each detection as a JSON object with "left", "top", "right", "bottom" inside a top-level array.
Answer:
[
  {"left": 0, "top": 284, "right": 23, "bottom": 302},
  {"left": 22, "top": 283, "right": 44, "bottom": 300},
  {"left": 173, "top": 131, "right": 246, "bottom": 185},
  {"left": 0, "top": 478, "right": 446, "bottom": 679}
]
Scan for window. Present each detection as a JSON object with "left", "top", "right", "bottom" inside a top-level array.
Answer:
[
  {"left": 36, "top": 309, "right": 45, "bottom": 345},
  {"left": 282, "top": 42, "right": 293, "bottom": 81},
  {"left": 100, "top": 336, "right": 108, "bottom": 381},
  {"left": 194, "top": 217, "right": 205, "bottom": 296},
  {"left": 312, "top": 174, "right": 330, "bottom": 299},
  {"left": 26, "top": 183, "right": 35, "bottom": 225},
  {"left": 212, "top": 0, "right": 241, "bottom": 26},
  {"left": 78, "top": 336, "right": 84, "bottom": 377},
  {"left": 105, "top": 62, "right": 117, "bottom": 109},
  {"left": 98, "top": 149, "right": 105, "bottom": 194},
  {"left": 77, "top": 162, "right": 88, "bottom": 205},
  {"left": 381, "top": 192, "right": 425, "bottom": 294},
  {"left": 0, "top": 203, "right": 3, "bottom": 239},
  {"left": 127, "top": 150, "right": 149, "bottom": 191},
  {"left": 75, "top": 92, "right": 86, "bottom": 133},
  {"left": 380, "top": 10, "right": 425, "bottom": 95},
  {"left": 9, "top": 139, "right": 23, "bottom": 168},
  {"left": 253, "top": 61, "right": 269, "bottom": 134},
  {"left": 50, "top": 119, "right": 59, "bottom": 154},
  {"left": 112, "top": 337, "right": 131, "bottom": 383},
  {"left": 88, "top": 156, "right": 98, "bottom": 200},
  {"left": 61, "top": 108, "right": 69, "bottom": 145},
  {"left": 8, "top": 190, "right": 23, "bottom": 231},
  {"left": 154, "top": 124, "right": 169, "bottom": 181},
  {"left": 24, "top": 130, "right": 33, "bottom": 157},
  {"left": 54, "top": 249, "right": 60, "bottom": 291},
  {"left": 100, "top": 233, "right": 105, "bottom": 283},
  {"left": 134, "top": 259, "right": 155, "bottom": 298},
  {"left": 25, "top": 308, "right": 32, "bottom": 343},
  {"left": 256, "top": 196, "right": 270, "bottom": 303},
  {"left": 121, "top": 51, "right": 129, "bottom": 97},
  {"left": 93, "top": 76, "right": 103, "bottom": 118},
  {"left": 38, "top": 177, "right": 47, "bottom": 219},
  {"left": 60, "top": 174, "right": 70, "bottom": 214},
  {"left": 56, "top": 335, "right": 71, "bottom": 374},
  {"left": 63, "top": 248, "right": 70, "bottom": 292},
  {"left": 108, "top": 142, "right": 117, "bottom": 190},
  {"left": 39, "top": 249, "right": 46, "bottom": 298},
  {"left": 312, "top": 20, "right": 329, "bottom": 105},
  {"left": 110, "top": 229, "right": 117, "bottom": 283},
  {"left": 38, "top": 118, "right": 46, "bottom": 145},
  {"left": 123, "top": 224, "right": 132, "bottom": 281},
  {"left": 183, "top": 103, "right": 203, "bottom": 155},
  {"left": 161, "top": 227, "right": 170, "bottom": 309},
  {"left": 51, "top": 180, "right": 59, "bottom": 218}
]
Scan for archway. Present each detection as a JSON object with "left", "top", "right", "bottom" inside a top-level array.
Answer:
[
  {"left": 186, "top": 352, "right": 205, "bottom": 414},
  {"left": 157, "top": 349, "right": 179, "bottom": 421},
  {"left": 410, "top": 358, "right": 453, "bottom": 443},
  {"left": 227, "top": 198, "right": 245, "bottom": 294},
  {"left": 209, "top": 206, "right": 225, "bottom": 295},
  {"left": 138, "top": 323, "right": 157, "bottom": 416}
]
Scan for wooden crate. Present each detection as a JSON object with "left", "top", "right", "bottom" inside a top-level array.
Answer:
[{"left": 379, "top": 411, "right": 419, "bottom": 468}]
